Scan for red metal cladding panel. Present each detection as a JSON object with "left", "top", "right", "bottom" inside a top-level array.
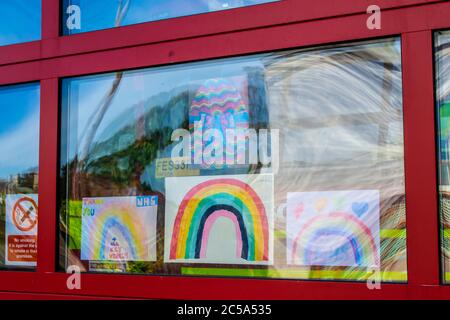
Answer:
[
  {"left": 0, "top": 2, "right": 450, "bottom": 83},
  {"left": 37, "top": 78, "right": 59, "bottom": 273},
  {"left": 0, "top": 0, "right": 445, "bottom": 67},
  {"left": 402, "top": 31, "right": 440, "bottom": 286},
  {"left": 0, "top": 0, "right": 58, "bottom": 67},
  {"left": 42, "top": 0, "right": 59, "bottom": 40},
  {"left": 0, "top": 41, "right": 41, "bottom": 67},
  {"left": 45, "top": 0, "right": 443, "bottom": 59},
  {"left": 0, "top": 272, "right": 419, "bottom": 299},
  {"left": 0, "top": 291, "right": 125, "bottom": 300},
  {"left": 1, "top": 271, "right": 450, "bottom": 299}
]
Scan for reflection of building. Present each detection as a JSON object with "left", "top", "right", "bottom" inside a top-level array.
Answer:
[
  {"left": 0, "top": 178, "right": 6, "bottom": 188},
  {"left": 9, "top": 172, "right": 38, "bottom": 191}
]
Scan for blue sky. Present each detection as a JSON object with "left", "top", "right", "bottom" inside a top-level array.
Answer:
[
  {"left": 0, "top": 0, "right": 41, "bottom": 46},
  {"left": 0, "top": 83, "right": 40, "bottom": 179},
  {"left": 63, "top": 0, "right": 277, "bottom": 34},
  {"left": 0, "top": 83, "right": 39, "bottom": 135}
]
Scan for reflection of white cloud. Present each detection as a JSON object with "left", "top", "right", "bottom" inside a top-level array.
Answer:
[
  {"left": 283, "top": 124, "right": 380, "bottom": 166},
  {"left": 0, "top": 109, "right": 40, "bottom": 178}
]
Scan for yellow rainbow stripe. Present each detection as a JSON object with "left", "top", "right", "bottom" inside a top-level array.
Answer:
[
  {"left": 89, "top": 204, "right": 147, "bottom": 260},
  {"left": 181, "top": 267, "right": 407, "bottom": 281}
]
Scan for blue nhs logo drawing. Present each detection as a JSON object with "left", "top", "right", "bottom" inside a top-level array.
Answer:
[{"left": 136, "top": 196, "right": 158, "bottom": 207}]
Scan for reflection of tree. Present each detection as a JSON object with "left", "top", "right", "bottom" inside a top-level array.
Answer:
[
  {"left": 72, "top": 0, "right": 131, "bottom": 200},
  {"left": 66, "top": 66, "right": 270, "bottom": 196},
  {"left": 66, "top": 89, "right": 189, "bottom": 197}
]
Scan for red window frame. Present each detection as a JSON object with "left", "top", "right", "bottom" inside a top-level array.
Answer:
[{"left": 0, "top": 0, "right": 448, "bottom": 299}]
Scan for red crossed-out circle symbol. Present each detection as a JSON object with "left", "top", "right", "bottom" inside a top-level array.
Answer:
[{"left": 12, "top": 197, "right": 38, "bottom": 232}]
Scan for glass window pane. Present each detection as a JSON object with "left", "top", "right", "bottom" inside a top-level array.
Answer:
[
  {"left": 0, "top": 82, "right": 40, "bottom": 270},
  {"left": 60, "top": 38, "right": 407, "bottom": 282},
  {"left": 436, "top": 30, "right": 450, "bottom": 283},
  {"left": 62, "top": 0, "right": 279, "bottom": 35},
  {"left": 0, "top": 0, "right": 41, "bottom": 46}
]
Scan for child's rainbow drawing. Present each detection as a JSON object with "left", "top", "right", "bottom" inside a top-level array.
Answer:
[
  {"left": 287, "top": 190, "right": 380, "bottom": 267},
  {"left": 189, "top": 77, "right": 250, "bottom": 168},
  {"left": 81, "top": 196, "right": 158, "bottom": 262},
  {"left": 165, "top": 174, "right": 274, "bottom": 265}
]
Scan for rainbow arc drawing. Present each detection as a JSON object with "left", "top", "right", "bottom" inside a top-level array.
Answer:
[
  {"left": 165, "top": 174, "right": 274, "bottom": 264},
  {"left": 287, "top": 190, "right": 380, "bottom": 267},
  {"left": 81, "top": 196, "right": 157, "bottom": 262}
]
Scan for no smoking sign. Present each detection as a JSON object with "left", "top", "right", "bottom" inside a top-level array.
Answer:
[
  {"left": 5, "top": 194, "right": 38, "bottom": 266},
  {"left": 12, "top": 197, "right": 38, "bottom": 232}
]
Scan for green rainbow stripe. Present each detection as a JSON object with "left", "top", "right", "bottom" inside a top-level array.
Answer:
[{"left": 181, "top": 267, "right": 407, "bottom": 281}]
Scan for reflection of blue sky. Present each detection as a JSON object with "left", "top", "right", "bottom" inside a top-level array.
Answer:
[
  {"left": 0, "top": 83, "right": 40, "bottom": 179},
  {"left": 63, "top": 0, "right": 277, "bottom": 34},
  {"left": 63, "top": 38, "right": 405, "bottom": 194},
  {"left": 65, "top": 55, "right": 262, "bottom": 162},
  {"left": 64, "top": 54, "right": 261, "bottom": 193},
  {"left": 65, "top": 38, "right": 404, "bottom": 167},
  {"left": 0, "top": 0, "right": 41, "bottom": 46}
]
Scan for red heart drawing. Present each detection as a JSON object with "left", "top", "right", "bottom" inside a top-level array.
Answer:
[{"left": 294, "top": 202, "right": 304, "bottom": 219}]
